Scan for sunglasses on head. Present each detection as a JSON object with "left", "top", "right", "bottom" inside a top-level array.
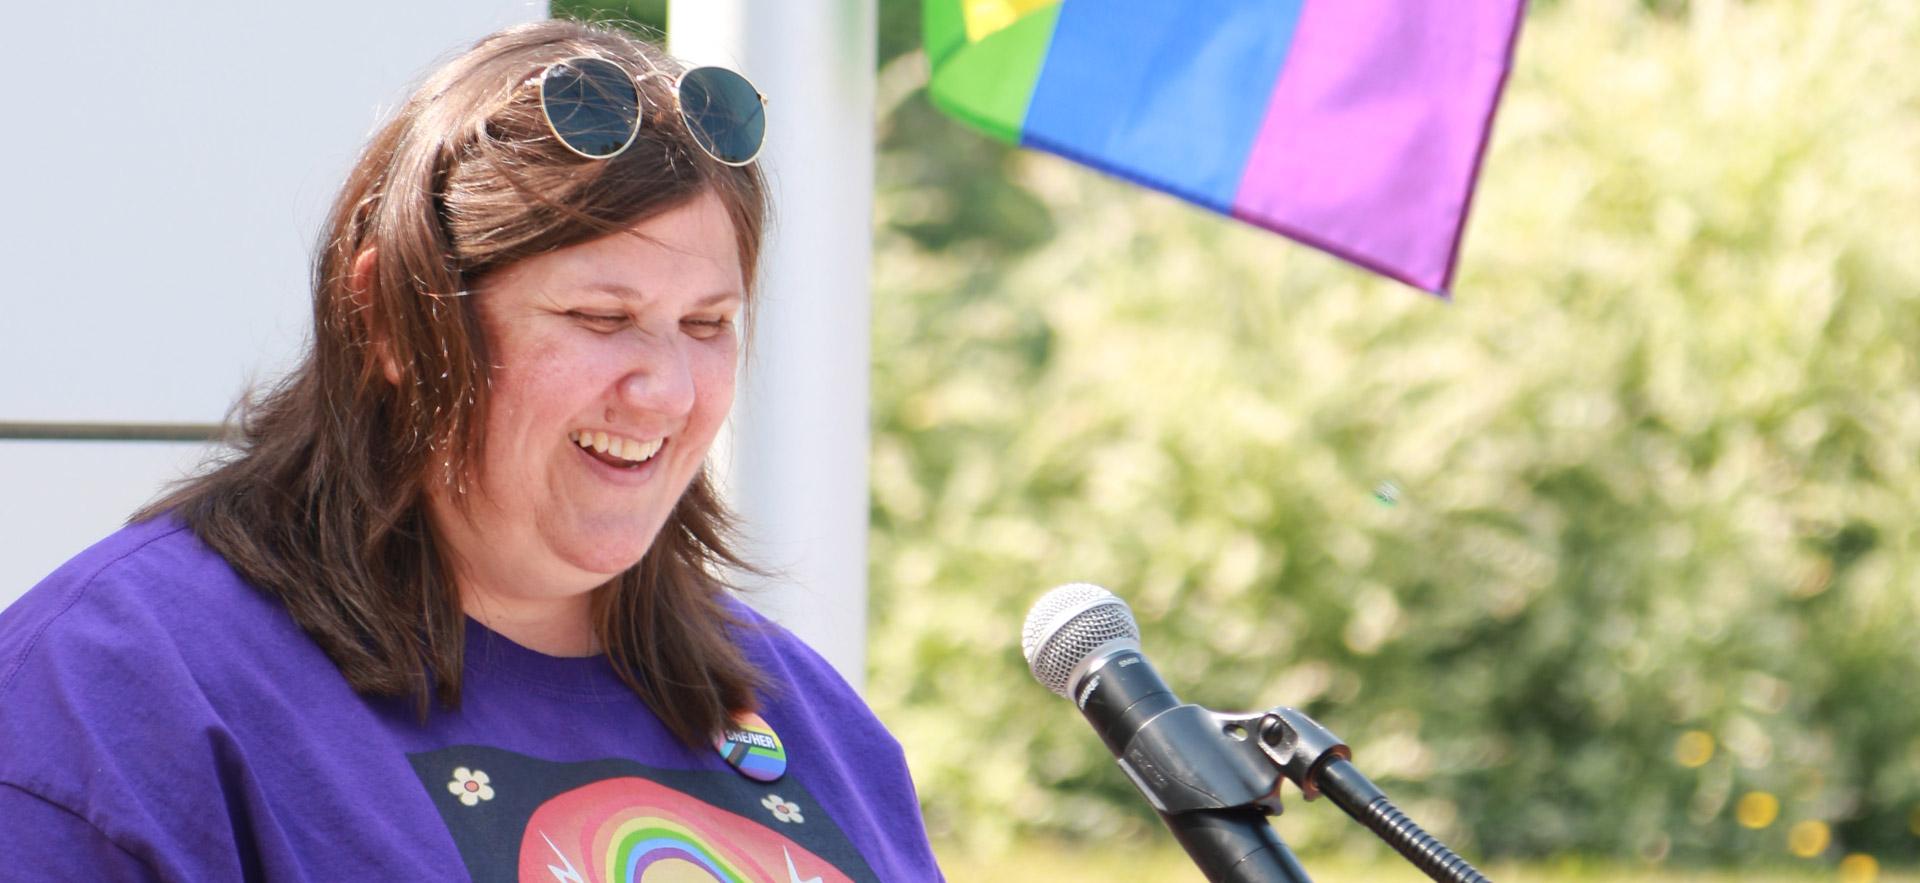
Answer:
[{"left": 536, "top": 56, "right": 767, "bottom": 166}]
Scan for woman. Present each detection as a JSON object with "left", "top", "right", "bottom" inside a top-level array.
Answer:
[{"left": 0, "top": 20, "right": 941, "bottom": 882}]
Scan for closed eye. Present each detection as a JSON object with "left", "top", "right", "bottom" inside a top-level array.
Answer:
[
  {"left": 682, "top": 316, "right": 735, "bottom": 340},
  {"left": 568, "top": 311, "right": 630, "bottom": 332}
]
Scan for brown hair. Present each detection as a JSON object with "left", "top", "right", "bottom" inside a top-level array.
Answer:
[{"left": 136, "top": 19, "right": 769, "bottom": 747}]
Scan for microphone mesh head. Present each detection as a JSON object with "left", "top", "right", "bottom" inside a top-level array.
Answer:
[{"left": 1022, "top": 583, "right": 1140, "bottom": 698}]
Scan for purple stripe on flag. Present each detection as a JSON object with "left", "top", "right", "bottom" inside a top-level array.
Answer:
[{"left": 1230, "top": 0, "right": 1524, "bottom": 293}]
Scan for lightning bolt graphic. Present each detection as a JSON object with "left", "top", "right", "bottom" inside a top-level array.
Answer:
[
  {"left": 540, "top": 831, "right": 588, "bottom": 883},
  {"left": 785, "top": 846, "right": 824, "bottom": 883}
]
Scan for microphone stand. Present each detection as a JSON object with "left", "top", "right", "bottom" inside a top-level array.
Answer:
[
  {"left": 1102, "top": 694, "right": 1490, "bottom": 881},
  {"left": 1067, "top": 629, "right": 1482, "bottom": 879},
  {"left": 1069, "top": 639, "right": 1488, "bottom": 881},
  {"left": 1197, "top": 707, "right": 1494, "bottom": 883}
]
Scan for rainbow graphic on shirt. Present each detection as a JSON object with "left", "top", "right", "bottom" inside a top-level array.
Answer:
[
  {"left": 521, "top": 776, "right": 852, "bottom": 883},
  {"left": 600, "top": 816, "right": 746, "bottom": 881},
  {"left": 714, "top": 712, "right": 788, "bottom": 783}
]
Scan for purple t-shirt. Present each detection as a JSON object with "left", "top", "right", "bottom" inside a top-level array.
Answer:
[{"left": 0, "top": 515, "right": 943, "bottom": 882}]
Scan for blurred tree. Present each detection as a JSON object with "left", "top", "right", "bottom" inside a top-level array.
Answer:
[
  {"left": 555, "top": 0, "right": 1920, "bottom": 867},
  {"left": 865, "top": 0, "right": 1920, "bottom": 868}
]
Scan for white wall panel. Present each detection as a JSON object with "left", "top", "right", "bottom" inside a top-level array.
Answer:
[
  {"left": 1, "top": 1, "right": 542, "bottom": 610},
  {"left": 1, "top": 0, "right": 543, "bottom": 424}
]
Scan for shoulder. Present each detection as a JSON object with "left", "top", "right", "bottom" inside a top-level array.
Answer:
[
  {"left": 720, "top": 598, "right": 896, "bottom": 763},
  {"left": 722, "top": 598, "right": 945, "bottom": 879},
  {"left": 0, "top": 515, "right": 329, "bottom": 797},
  {"left": 3, "top": 515, "right": 212, "bottom": 692},
  {"left": 0, "top": 514, "right": 293, "bottom": 701},
  {"left": 723, "top": 598, "right": 878, "bottom": 728},
  {"left": 0, "top": 518, "right": 443, "bottom": 880}
]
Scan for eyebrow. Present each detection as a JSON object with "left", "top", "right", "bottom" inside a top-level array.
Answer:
[{"left": 583, "top": 282, "right": 743, "bottom": 307}]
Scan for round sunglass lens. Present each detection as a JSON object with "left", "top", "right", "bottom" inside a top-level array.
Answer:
[
  {"left": 540, "top": 58, "right": 640, "bottom": 159},
  {"left": 678, "top": 67, "right": 766, "bottom": 165}
]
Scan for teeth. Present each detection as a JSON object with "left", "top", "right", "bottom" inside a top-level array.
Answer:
[{"left": 571, "top": 430, "right": 663, "bottom": 463}]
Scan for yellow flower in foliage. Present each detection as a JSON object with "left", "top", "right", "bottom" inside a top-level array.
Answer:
[
  {"left": 1787, "top": 820, "right": 1830, "bottom": 858},
  {"left": 1735, "top": 792, "right": 1778, "bottom": 829},
  {"left": 1839, "top": 854, "right": 1879, "bottom": 883},
  {"left": 1674, "top": 731, "right": 1714, "bottom": 768}
]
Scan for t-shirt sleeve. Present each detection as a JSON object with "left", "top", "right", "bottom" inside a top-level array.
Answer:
[
  {"left": 0, "top": 783, "right": 158, "bottom": 882},
  {"left": 0, "top": 521, "right": 262, "bottom": 883}
]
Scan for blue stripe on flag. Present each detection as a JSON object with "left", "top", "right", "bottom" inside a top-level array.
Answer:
[{"left": 1021, "top": 0, "right": 1306, "bottom": 212}]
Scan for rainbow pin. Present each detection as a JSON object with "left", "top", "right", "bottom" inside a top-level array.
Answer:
[{"left": 714, "top": 712, "right": 788, "bottom": 783}]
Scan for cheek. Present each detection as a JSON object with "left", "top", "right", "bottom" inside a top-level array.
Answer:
[
  {"left": 493, "top": 330, "right": 624, "bottom": 411},
  {"left": 690, "top": 348, "right": 739, "bottom": 426},
  {"left": 479, "top": 336, "right": 610, "bottom": 474}
]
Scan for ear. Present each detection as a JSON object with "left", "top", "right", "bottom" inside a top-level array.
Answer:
[{"left": 347, "top": 247, "right": 403, "bottom": 386}]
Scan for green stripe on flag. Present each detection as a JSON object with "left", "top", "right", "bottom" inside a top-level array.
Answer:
[
  {"left": 923, "top": 0, "right": 968, "bottom": 69},
  {"left": 926, "top": 2, "right": 1060, "bottom": 145}
]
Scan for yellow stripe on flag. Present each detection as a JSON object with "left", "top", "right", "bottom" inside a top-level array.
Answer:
[{"left": 964, "top": 0, "right": 1054, "bottom": 42}]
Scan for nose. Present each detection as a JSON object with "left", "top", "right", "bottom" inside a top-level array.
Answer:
[{"left": 615, "top": 334, "right": 697, "bottom": 421}]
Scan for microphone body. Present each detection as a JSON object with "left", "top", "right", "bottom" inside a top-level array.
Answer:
[
  {"left": 1073, "top": 644, "right": 1281, "bottom": 815},
  {"left": 1163, "top": 811, "right": 1315, "bottom": 883},
  {"left": 1080, "top": 649, "right": 1308, "bottom": 881},
  {"left": 1027, "top": 584, "right": 1310, "bottom": 882}
]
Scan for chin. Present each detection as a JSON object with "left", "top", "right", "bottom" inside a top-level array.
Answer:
[
  {"left": 565, "top": 549, "right": 651, "bottom": 579},
  {"left": 561, "top": 521, "right": 668, "bottom": 575}
]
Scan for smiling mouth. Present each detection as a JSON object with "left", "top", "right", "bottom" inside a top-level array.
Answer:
[{"left": 569, "top": 430, "right": 665, "bottom": 469}]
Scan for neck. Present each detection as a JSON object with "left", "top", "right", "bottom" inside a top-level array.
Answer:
[
  {"left": 426, "top": 492, "right": 605, "bottom": 657},
  {"left": 428, "top": 483, "right": 606, "bottom": 656},
  {"left": 461, "top": 583, "right": 601, "bottom": 656}
]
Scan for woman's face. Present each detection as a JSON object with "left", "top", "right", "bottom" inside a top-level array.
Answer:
[{"left": 427, "top": 190, "right": 743, "bottom": 634}]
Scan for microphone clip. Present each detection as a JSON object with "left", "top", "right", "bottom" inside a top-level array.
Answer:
[
  {"left": 1246, "top": 707, "right": 1353, "bottom": 802},
  {"left": 1118, "top": 705, "right": 1351, "bottom": 814}
]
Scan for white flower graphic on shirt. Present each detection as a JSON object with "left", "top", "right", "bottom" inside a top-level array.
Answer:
[
  {"left": 447, "top": 767, "right": 494, "bottom": 806},
  {"left": 761, "top": 793, "right": 804, "bottom": 824}
]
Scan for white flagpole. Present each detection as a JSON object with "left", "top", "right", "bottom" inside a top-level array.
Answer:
[{"left": 669, "top": 0, "right": 878, "bottom": 690}]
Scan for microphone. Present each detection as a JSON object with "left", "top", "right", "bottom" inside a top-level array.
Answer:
[
  {"left": 1023, "top": 583, "right": 1312, "bottom": 882},
  {"left": 1025, "top": 583, "right": 1493, "bottom": 883}
]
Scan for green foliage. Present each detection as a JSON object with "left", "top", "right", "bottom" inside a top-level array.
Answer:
[
  {"left": 868, "top": 0, "right": 1920, "bottom": 868},
  {"left": 548, "top": 0, "right": 665, "bottom": 36},
  {"left": 939, "top": 843, "right": 1920, "bottom": 883}
]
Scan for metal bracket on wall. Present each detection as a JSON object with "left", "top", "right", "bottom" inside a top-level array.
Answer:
[{"left": 0, "top": 422, "right": 225, "bottom": 442}]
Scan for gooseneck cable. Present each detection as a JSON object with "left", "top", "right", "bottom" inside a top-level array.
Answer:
[{"left": 1314, "top": 759, "right": 1490, "bottom": 883}]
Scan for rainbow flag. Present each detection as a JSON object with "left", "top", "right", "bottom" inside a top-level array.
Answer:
[{"left": 924, "top": 0, "right": 1526, "bottom": 295}]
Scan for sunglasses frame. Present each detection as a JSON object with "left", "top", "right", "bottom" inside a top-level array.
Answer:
[{"left": 536, "top": 56, "right": 768, "bottom": 168}]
